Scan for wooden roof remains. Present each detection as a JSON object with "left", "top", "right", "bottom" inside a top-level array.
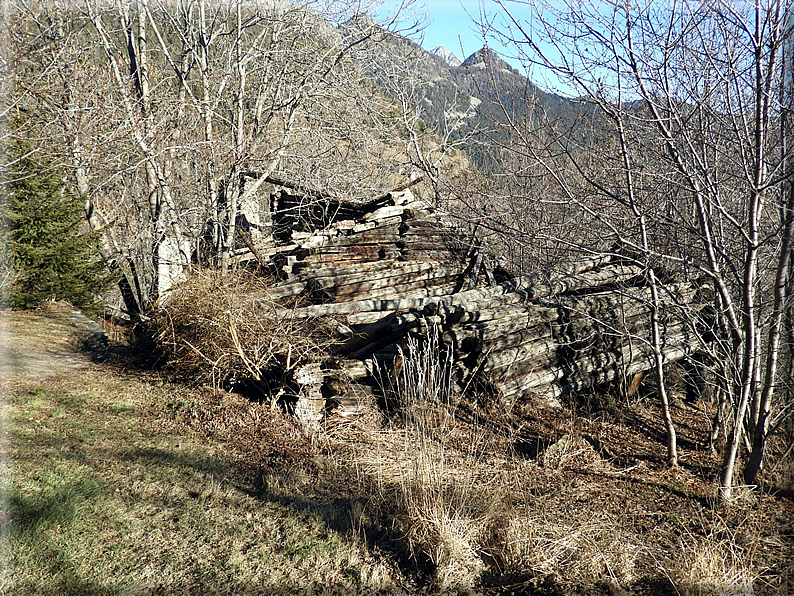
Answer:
[{"left": 236, "top": 181, "right": 708, "bottom": 421}]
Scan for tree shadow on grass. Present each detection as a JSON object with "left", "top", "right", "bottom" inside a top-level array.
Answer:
[
  {"left": 8, "top": 428, "right": 416, "bottom": 594},
  {"left": 7, "top": 476, "right": 122, "bottom": 596}
]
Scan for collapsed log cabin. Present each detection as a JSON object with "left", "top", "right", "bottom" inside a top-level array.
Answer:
[{"left": 233, "top": 179, "right": 711, "bottom": 421}]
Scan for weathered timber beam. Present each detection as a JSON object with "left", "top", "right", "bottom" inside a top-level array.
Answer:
[
  {"left": 397, "top": 242, "right": 458, "bottom": 251},
  {"left": 496, "top": 347, "right": 634, "bottom": 396},
  {"left": 559, "top": 320, "right": 696, "bottom": 354},
  {"left": 339, "top": 278, "right": 461, "bottom": 304},
  {"left": 302, "top": 245, "right": 398, "bottom": 256},
  {"left": 419, "top": 264, "right": 644, "bottom": 315},
  {"left": 350, "top": 216, "right": 404, "bottom": 234},
  {"left": 329, "top": 232, "right": 403, "bottom": 245},
  {"left": 330, "top": 266, "right": 464, "bottom": 297},
  {"left": 432, "top": 303, "right": 559, "bottom": 326},
  {"left": 297, "top": 249, "right": 402, "bottom": 265},
  {"left": 323, "top": 358, "right": 373, "bottom": 380},
  {"left": 264, "top": 174, "right": 423, "bottom": 210},
  {"left": 261, "top": 293, "right": 427, "bottom": 318},
  {"left": 557, "top": 343, "right": 699, "bottom": 398},
  {"left": 270, "top": 271, "right": 456, "bottom": 301},
  {"left": 289, "top": 258, "right": 413, "bottom": 279},
  {"left": 275, "top": 262, "right": 642, "bottom": 319},
  {"left": 290, "top": 218, "right": 403, "bottom": 248},
  {"left": 477, "top": 336, "right": 558, "bottom": 372},
  {"left": 269, "top": 267, "right": 430, "bottom": 299},
  {"left": 291, "top": 229, "right": 341, "bottom": 242},
  {"left": 558, "top": 282, "right": 697, "bottom": 313},
  {"left": 492, "top": 362, "right": 571, "bottom": 396},
  {"left": 490, "top": 331, "right": 700, "bottom": 401},
  {"left": 336, "top": 311, "right": 432, "bottom": 359},
  {"left": 266, "top": 280, "right": 309, "bottom": 299},
  {"left": 453, "top": 307, "right": 560, "bottom": 334},
  {"left": 362, "top": 205, "right": 406, "bottom": 222},
  {"left": 400, "top": 232, "right": 459, "bottom": 240},
  {"left": 347, "top": 310, "right": 396, "bottom": 325},
  {"left": 444, "top": 323, "right": 554, "bottom": 354},
  {"left": 364, "top": 174, "right": 425, "bottom": 208}
]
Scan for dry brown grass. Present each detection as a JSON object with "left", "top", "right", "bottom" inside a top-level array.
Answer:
[
  {"left": 7, "top": 309, "right": 791, "bottom": 595},
  {"left": 667, "top": 521, "right": 761, "bottom": 596},
  {"left": 154, "top": 268, "right": 334, "bottom": 393},
  {"left": 324, "top": 327, "right": 794, "bottom": 595}
]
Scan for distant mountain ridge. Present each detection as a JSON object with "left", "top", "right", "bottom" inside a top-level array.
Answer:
[{"left": 340, "top": 19, "right": 589, "bottom": 172}]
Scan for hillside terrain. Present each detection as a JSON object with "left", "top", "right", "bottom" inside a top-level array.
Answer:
[
  {"left": 3, "top": 3, "right": 794, "bottom": 594},
  {"left": 1, "top": 307, "right": 792, "bottom": 595},
  {"left": 343, "top": 21, "right": 591, "bottom": 172}
]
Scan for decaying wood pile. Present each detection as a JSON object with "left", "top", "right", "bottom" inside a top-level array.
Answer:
[{"left": 235, "top": 181, "right": 709, "bottom": 421}]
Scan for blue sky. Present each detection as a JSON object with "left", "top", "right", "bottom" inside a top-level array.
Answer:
[
  {"left": 413, "top": 1, "right": 536, "bottom": 75},
  {"left": 374, "top": 1, "right": 524, "bottom": 65},
  {"left": 417, "top": 0, "right": 488, "bottom": 62},
  {"left": 412, "top": 1, "right": 573, "bottom": 95}
]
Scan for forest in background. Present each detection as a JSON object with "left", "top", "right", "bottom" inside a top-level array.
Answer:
[{"left": 2, "top": 1, "right": 794, "bottom": 594}]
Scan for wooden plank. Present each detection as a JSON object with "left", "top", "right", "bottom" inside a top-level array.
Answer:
[
  {"left": 277, "top": 263, "right": 639, "bottom": 319},
  {"left": 338, "top": 278, "right": 461, "bottom": 303},
  {"left": 334, "top": 232, "right": 402, "bottom": 245},
  {"left": 399, "top": 250, "right": 459, "bottom": 261},
  {"left": 446, "top": 324, "right": 555, "bottom": 354},
  {"left": 347, "top": 310, "right": 396, "bottom": 325},
  {"left": 400, "top": 232, "right": 458, "bottom": 241},
  {"left": 453, "top": 308, "right": 560, "bottom": 335},
  {"left": 478, "top": 336, "right": 558, "bottom": 372},
  {"left": 362, "top": 205, "right": 406, "bottom": 222},
  {"left": 490, "top": 332, "right": 699, "bottom": 402},
  {"left": 330, "top": 266, "right": 464, "bottom": 297},
  {"left": 492, "top": 363, "right": 569, "bottom": 396},
  {"left": 306, "top": 244, "right": 396, "bottom": 256},
  {"left": 433, "top": 303, "right": 559, "bottom": 327},
  {"left": 290, "top": 258, "right": 419, "bottom": 278},
  {"left": 397, "top": 242, "right": 458, "bottom": 251},
  {"left": 265, "top": 280, "right": 309, "bottom": 299},
  {"left": 297, "top": 249, "right": 402, "bottom": 266},
  {"left": 353, "top": 215, "right": 403, "bottom": 230},
  {"left": 422, "top": 263, "right": 644, "bottom": 314}
]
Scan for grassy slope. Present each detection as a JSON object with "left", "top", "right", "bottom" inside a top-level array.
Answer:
[
  {"left": 0, "top": 311, "right": 403, "bottom": 595},
  {"left": 2, "top": 310, "right": 793, "bottom": 595}
]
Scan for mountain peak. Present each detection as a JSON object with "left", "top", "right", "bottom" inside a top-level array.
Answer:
[
  {"left": 461, "top": 47, "right": 507, "bottom": 70},
  {"left": 429, "top": 45, "right": 462, "bottom": 67}
]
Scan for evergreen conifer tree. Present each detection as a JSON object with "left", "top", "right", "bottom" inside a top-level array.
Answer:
[{"left": 2, "top": 146, "right": 107, "bottom": 312}]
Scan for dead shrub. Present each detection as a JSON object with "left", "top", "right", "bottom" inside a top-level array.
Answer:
[
  {"left": 665, "top": 518, "right": 763, "bottom": 596},
  {"left": 372, "top": 327, "right": 491, "bottom": 587},
  {"left": 153, "top": 269, "right": 334, "bottom": 392},
  {"left": 483, "top": 508, "right": 644, "bottom": 589}
]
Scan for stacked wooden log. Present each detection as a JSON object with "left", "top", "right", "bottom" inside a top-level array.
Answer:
[{"left": 235, "top": 183, "right": 707, "bottom": 421}]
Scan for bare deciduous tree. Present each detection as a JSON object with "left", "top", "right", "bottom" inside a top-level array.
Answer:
[
  {"left": 4, "top": 0, "right": 420, "bottom": 318},
  {"left": 475, "top": 0, "right": 794, "bottom": 498}
]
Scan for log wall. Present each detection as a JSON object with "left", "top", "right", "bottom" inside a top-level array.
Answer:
[{"left": 235, "top": 184, "right": 708, "bottom": 421}]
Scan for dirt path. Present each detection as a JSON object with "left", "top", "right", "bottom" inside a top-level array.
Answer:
[{"left": 0, "top": 308, "right": 100, "bottom": 384}]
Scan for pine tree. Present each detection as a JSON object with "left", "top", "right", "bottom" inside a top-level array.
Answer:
[{"left": 2, "top": 147, "right": 107, "bottom": 312}]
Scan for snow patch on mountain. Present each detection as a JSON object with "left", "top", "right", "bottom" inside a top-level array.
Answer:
[{"left": 429, "top": 45, "right": 462, "bottom": 67}]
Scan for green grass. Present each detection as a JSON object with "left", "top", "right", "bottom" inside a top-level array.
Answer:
[
  {"left": 3, "top": 311, "right": 792, "bottom": 595},
  {"left": 2, "top": 366, "right": 402, "bottom": 595}
]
